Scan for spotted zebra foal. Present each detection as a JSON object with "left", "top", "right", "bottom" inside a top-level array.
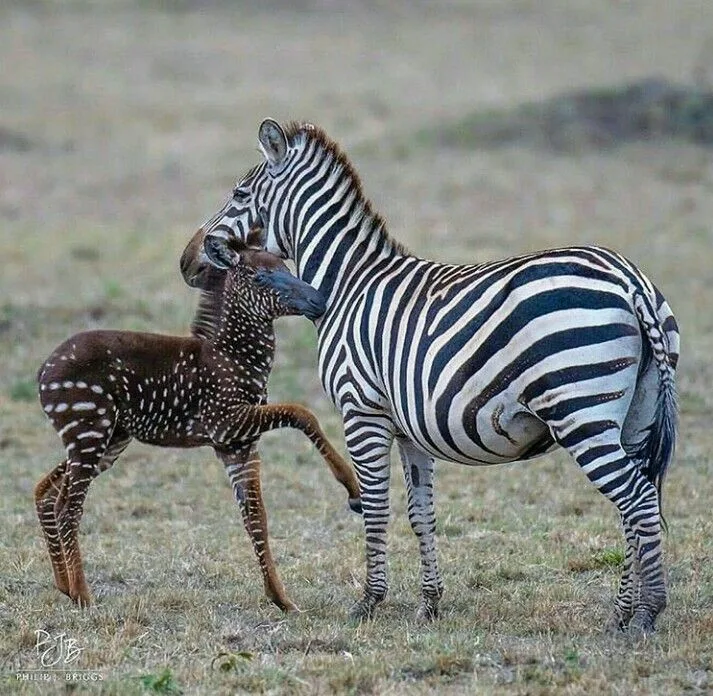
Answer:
[{"left": 35, "top": 228, "right": 361, "bottom": 611}]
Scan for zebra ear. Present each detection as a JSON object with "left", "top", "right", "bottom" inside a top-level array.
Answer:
[
  {"left": 258, "top": 118, "right": 288, "bottom": 167},
  {"left": 204, "top": 234, "right": 240, "bottom": 270}
]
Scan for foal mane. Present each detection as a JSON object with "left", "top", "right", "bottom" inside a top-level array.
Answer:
[{"left": 190, "top": 267, "right": 228, "bottom": 341}]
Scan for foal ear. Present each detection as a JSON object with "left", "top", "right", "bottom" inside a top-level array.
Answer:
[
  {"left": 204, "top": 234, "right": 240, "bottom": 270},
  {"left": 245, "top": 226, "right": 266, "bottom": 249},
  {"left": 258, "top": 118, "right": 288, "bottom": 167}
]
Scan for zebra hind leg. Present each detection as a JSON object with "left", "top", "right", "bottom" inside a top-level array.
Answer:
[
  {"left": 569, "top": 438, "right": 666, "bottom": 637},
  {"left": 605, "top": 518, "right": 640, "bottom": 633},
  {"left": 396, "top": 437, "right": 443, "bottom": 622}
]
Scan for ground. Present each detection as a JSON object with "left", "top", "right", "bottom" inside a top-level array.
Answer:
[{"left": 1, "top": 1, "right": 712, "bottom": 694}]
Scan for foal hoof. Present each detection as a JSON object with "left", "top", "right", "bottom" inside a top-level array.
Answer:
[
  {"left": 272, "top": 595, "right": 301, "bottom": 613},
  {"left": 348, "top": 497, "right": 363, "bottom": 515},
  {"left": 70, "top": 591, "right": 92, "bottom": 609}
]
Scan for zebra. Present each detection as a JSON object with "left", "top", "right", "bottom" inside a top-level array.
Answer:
[{"left": 180, "top": 119, "right": 679, "bottom": 636}]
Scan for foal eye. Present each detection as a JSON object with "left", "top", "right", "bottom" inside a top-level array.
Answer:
[{"left": 233, "top": 188, "right": 250, "bottom": 201}]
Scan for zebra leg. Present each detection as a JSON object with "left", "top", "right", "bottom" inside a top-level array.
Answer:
[
  {"left": 34, "top": 460, "right": 70, "bottom": 596},
  {"left": 396, "top": 437, "right": 443, "bottom": 621},
  {"left": 569, "top": 439, "right": 666, "bottom": 636},
  {"left": 216, "top": 444, "right": 298, "bottom": 612},
  {"left": 342, "top": 414, "right": 394, "bottom": 622},
  {"left": 605, "top": 518, "right": 640, "bottom": 633},
  {"left": 622, "top": 482, "right": 666, "bottom": 637}
]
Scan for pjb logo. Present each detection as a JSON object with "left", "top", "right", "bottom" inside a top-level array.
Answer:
[{"left": 35, "top": 630, "right": 84, "bottom": 668}]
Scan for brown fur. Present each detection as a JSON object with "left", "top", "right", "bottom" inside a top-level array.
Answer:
[{"left": 34, "top": 238, "right": 360, "bottom": 611}]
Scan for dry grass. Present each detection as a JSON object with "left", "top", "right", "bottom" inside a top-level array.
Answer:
[{"left": 1, "top": 1, "right": 713, "bottom": 694}]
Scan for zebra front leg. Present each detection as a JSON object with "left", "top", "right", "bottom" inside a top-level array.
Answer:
[
  {"left": 217, "top": 444, "right": 298, "bottom": 612},
  {"left": 223, "top": 403, "right": 362, "bottom": 514},
  {"left": 34, "top": 461, "right": 70, "bottom": 596},
  {"left": 342, "top": 414, "right": 394, "bottom": 622},
  {"left": 396, "top": 437, "right": 443, "bottom": 622}
]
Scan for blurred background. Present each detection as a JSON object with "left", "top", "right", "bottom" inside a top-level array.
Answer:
[
  {"left": 2, "top": 0, "right": 712, "bottom": 455},
  {"left": 1, "top": 1, "right": 712, "bottom": 691}
]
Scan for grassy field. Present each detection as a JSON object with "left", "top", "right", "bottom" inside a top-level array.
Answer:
[{"left": 1, "top": 1, "right": 712, "bottom": 693}]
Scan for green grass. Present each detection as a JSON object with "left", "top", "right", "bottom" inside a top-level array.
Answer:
[{"left": 2, "top": 1, "right": 713, "bottom": 694}]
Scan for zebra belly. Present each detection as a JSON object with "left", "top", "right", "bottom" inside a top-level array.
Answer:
[{"left": 395, "top": 399, "right": 554, "bottom": 466}]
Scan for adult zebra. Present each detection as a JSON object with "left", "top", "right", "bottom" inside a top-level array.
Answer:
[{"left": 181, "top": 119, "right": 679, "bottom": 636}]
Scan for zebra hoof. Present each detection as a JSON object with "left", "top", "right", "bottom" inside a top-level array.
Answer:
[
  {"left": 626, "top": 611, "right": 656, "bottom": 639},
  {"left": 348, "top": 595, "right": 381, "bottom": 623},
  {"left": 415, "top": 599, "right": 440, "bottom": 623},
  {"left": 348, "top": 497, "right": 362, "bottom": 515},
  {"left": 604, "top": 609, "right": 631, "bottom": 634}
]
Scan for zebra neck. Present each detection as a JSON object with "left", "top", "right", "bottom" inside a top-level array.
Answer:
[{"left": 294, "top": 208, "right": 404, "bottom": 304}]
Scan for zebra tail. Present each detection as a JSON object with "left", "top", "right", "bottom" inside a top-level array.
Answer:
[{"left": 633, "top": 292, "right": 678, "bottom": 529}]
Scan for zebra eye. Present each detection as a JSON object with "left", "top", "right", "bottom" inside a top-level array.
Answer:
[{"left": 233, "top": 188, "right": 250, "bottom": 202}]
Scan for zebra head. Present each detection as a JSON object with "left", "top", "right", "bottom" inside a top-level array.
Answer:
[{"left": 180, "top": 119, "right": 304, "bottom": 288}]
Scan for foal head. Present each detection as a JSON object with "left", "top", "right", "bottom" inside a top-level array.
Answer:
[{"left": 205, "top": 226, "right": 326, "bottom": 323}]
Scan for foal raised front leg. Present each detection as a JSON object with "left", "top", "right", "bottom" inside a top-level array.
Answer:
[
  {"left": 225, "top": 403, "right": 362, "bottom": 513},
  {"left": 396, "top": 437, "right": 443, "bottom": 621},
  {"left": 216, "top": 444, "right": 298, "bottom": 612}
]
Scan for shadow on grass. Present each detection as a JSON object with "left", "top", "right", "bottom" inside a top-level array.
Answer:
[{"left": 419, "top": 78, "right": 713, "bottom": 153}]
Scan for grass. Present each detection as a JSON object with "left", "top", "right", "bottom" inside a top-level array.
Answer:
[{"left": 2, "top": 1, "right": 713, "bottom": 694}]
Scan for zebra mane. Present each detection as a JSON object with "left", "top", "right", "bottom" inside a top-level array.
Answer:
[
  {"left": 280, "top": 121, "right": 411, "bottom": 257},
  {"left": 190, "top": 267, "right": 228, "bottom": 341}
]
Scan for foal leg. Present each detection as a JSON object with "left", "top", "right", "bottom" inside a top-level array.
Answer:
[
  {"left": 34, "top": 460, "right": 70, "bottom": 595},
  {"left": 217, "top": 444, "right": 298, "bottom": 612},
  {"left": 225, "top": 403, "right": 362, "bottom": 513},
  {"left": 56, "top": 422, "right": 127, "bottom": 607},
  {"left": 57, "top": 456, "right": 101, "bottom": 607},
  {"left": 396, "top": 437, "right": 443, "bottom": 621}
]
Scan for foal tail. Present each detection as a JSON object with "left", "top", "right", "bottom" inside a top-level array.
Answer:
[{"left": 633, "top": 291, "right": 679, "bottom": 525}]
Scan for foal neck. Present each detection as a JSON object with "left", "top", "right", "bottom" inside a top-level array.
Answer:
[{"left": 211, "top": 271, "right": 276, "bottom": 362}]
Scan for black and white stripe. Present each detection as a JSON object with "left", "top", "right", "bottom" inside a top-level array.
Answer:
[{"left": 191, "top": 120, "right": 679, "bottom": 635}]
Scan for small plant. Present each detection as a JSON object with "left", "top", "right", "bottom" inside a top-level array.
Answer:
[
  {"left": 139, "top": 667, "right": 182, "bottom": 694},
  {"left": 103, "top": 279, "right": 124, "bottom": 301},
  {"left": 563, "top": 646, "right": 580, "bottom": 666},
  {"left": 211, "top": 650, "right": 254, "bottom": 673},
  {"left": 9, "top": 378, "right": 36, "bottom": 402},
  {"left": 568, "top": 547, "right": 625, "bottom": 573}
]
